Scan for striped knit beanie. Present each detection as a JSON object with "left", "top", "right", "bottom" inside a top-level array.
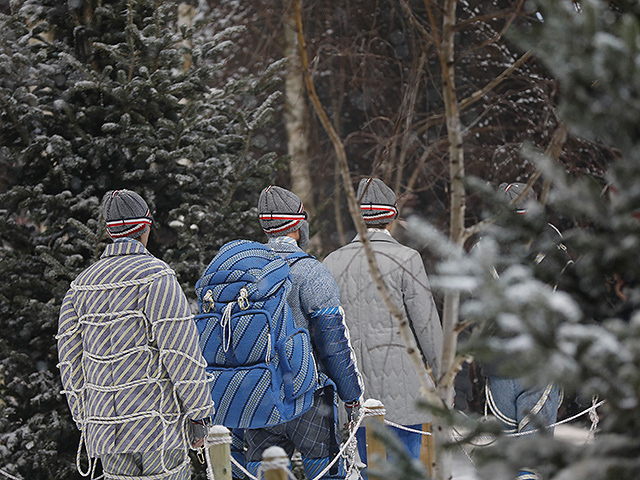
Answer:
[
  {"left": 258, "top": 185, "right": 309, "bottom": 249},
  {"left": 358, "top": 177, "right": 398, "bottom": 225},
  {"left": 498, "top": 182, "right": 537, "bottom": 214},
  {"left": 101, "top": 189, "right": 152, "bottom": 239}
]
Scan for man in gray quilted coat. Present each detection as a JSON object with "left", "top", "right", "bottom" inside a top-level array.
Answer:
[
  {"left": 324, "top": 177, "right": 443, "bottom": 468},
  {"left": 57, "top": 190, "right": 215, "bottom": 480}
]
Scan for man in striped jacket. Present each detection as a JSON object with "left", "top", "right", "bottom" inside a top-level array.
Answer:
[{"left": 57, "top": 189, "right": 215, "bottom": 480}]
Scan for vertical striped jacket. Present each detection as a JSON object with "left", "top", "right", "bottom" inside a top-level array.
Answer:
[{"left": 57, "top": 238, "right": 215, "bottom": 457}]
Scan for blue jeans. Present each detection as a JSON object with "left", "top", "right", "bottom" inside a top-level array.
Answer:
[
  {"left": 486, "top": 376, "right": 560, "bottom": 434},
  {"left": 487, "top": 376, "right": 561, "bottom": 480}
]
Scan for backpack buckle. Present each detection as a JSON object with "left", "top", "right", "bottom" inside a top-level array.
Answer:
[
  {"left": 203, "top": 290, "right": 214, "bottom": 313},
  {"left": 238, "top": 287, "right": 249, "bottom": 310}
]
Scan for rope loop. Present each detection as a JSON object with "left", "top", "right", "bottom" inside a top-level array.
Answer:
[{"left": 220, "top": 302, "right": 234, "bottom": 352}]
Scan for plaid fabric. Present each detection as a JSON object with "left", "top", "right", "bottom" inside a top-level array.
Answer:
[
  {"left": 57, "top": 238, "right": 215, "bottom": 457},
  {"left": 101, "top": 448, "right": 189, "bottom": 480},
  {"left": 244, "top": 387, "right": 338, "bottom": 461}
]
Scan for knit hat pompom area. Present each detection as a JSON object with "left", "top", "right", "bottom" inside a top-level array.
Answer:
[
  {"left": 498, "top": 182, "right": 537, "bottom": 214},
  {"left": 258, "top": 185, "right": 309, "bottom": 249},
  {"left": 357, "top": 177, "right": 398, "bottom": 225},
  {"left": 101, "top": 189, "right": 152, "bottom": 239}
]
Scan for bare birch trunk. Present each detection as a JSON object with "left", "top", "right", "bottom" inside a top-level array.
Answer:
[
  {"left": 428, "top": 0, "right": 464, "bottom": 478},
  {"left": 284, "top": 9, "right": 315, "bottom": 216},
  {"left": 178, "top": 3, "right": 196, "bottom": 72}
]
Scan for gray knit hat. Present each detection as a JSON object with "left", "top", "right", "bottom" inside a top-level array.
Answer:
[
  {"left": 498, "top": 182, "right": 537, "bottom": 214},
  {"left": 258, "top": 185, "right": 309, "bottom": 249},
  {"left": 357, "top": 178, "right": 398, "bottom": 225},
  {"left": 101, "top": 189, "right": 152, "bottom": 239}
]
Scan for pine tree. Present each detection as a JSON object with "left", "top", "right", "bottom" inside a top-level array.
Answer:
[{"left": 0, "top": 1, "right": 283, "bottom": 478}]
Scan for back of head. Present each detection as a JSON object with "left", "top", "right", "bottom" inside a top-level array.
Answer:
[
  {"left": 258, "top": 185, "right": 309, "bottom": 249},
  {"left": 358, "top": 177, "right": 398, "bottom": 226},
  {"left": 101, "top": 189, "right": 152, "bottom": 239},
  {"left": 498, "top": 182, "right": 537, "bottom": 214}
]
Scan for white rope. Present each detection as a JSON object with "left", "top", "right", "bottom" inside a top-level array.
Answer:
[
  {"left": 0, "top": 469, "right": 23, "bottom": 480},
  {"left": 456, "top": 399, "right": 607, "bottom": 442},
  {"left": 204, "top": 447, "right": 215, "bottom": 480},
  {"left": 205, "top": 434, "right": 233, "bottom": 447},
  {"left": 587, "top": 396, "right": 600, "bottom": 442},
  {"left": 231, "top": 455, "right": 258, "bottom": 480},
  {"left": 307, "top": 404, "right": 375, "bottom": 480},
  {"left": 383, "top": 420, "right": 433, "bottom": 436},
  {"left": 70, "top": 269, "right": 174, "bottom": 291},
  {"left": 505, "top": 400, "right": 605, "bottom": 438},
  {"left": 256, "top": 456, "right": 297, "bottom": 480}
]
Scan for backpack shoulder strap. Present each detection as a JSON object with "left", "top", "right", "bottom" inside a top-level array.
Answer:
[{"left": 286, "top": 251, "right": 315, "bottom": 267}]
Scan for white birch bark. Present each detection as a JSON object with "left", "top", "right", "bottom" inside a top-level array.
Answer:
[
  {"left": 284, "top": 10, "right": 315, "bottom": 215},
  {"left": 429, "top": 0, "right": 464, "bottom": 478}
]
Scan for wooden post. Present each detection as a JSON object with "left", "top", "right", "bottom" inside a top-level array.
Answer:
[
  {"left": 207, "top": 425, "right": 232, "bottom": 480},
  {"left": 364, "top": 398, "right": 386, "bottom": 480},
  {"left": 262, "top": 445, "right": 289, "bottom": 480},
  {"left": 420, "top": 422, "right": 435, "bottom": 476}
]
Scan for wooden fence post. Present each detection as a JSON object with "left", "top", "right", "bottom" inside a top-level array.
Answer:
[
  {"left": 262, "top": 445, "right": 289, "bottom": 480},
  {"left": 364, "top": 398, "right": 386, "bottom": 480},
  {"left": 420, "top": 422, "right": 435, "bottom": 476},
  {"left": 207, "top": 425, "right": 232, "bottom": 480}
]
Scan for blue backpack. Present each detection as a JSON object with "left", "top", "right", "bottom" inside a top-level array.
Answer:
[{"left": 194, "top": 240, "right": 319, "bottom": 429}]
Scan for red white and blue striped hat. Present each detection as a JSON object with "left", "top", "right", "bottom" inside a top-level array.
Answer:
[
  {"left": 358, "top": 178, "right": 398, "bottom": 225},
  {"left": 258, "top": 185, "right": 307, "bottom": 235},
  {"left": 498, "top": 182, "right": 537, "bottom": 214},
  {"left": 102, "top": 189, "right": 153, "bottom": 239}
]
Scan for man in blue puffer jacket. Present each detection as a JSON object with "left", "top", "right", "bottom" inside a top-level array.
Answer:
[{"left": 243, "top": 185, "right": 364, "bottom": 480}]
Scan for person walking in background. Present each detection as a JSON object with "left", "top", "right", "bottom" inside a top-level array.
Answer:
[
  {"left": 242, "top": 185, "right": 363, "bottom": 480},
  {"left": 57, "top": 189, "right": 215, "bottom": 480},
  {"left": 323, "top": 177, "right": 443, "bottom": 473},
  {"left": 481, "top": 182, "right": 571, "bottom": 480}
]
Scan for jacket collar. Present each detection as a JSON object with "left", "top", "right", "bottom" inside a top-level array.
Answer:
[
  {"left": 267, "top": 236, "right": 303, "bottom": 253},
  {"left": 350, "top": 229, "right": 399, "bottom": 245},
  {"left": 101, "top": 237, "right": 151, "bottom": 259}
]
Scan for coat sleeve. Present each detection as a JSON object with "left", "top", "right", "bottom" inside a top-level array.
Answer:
[
  {"left": 402, "top": 251, "right": 443, "bottom": 378},
  {"left": 299, "top": 261, "right": 364, "bottom": 403},
  {"left": 57, "top": 289, "right": 85, "bottom": 430},
  {"left": 145, "top": 271, "right": 215, "bottom": 421}
]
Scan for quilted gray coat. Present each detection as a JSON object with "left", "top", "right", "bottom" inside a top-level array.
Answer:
[{"left": 324, "top": 230, "right": 442, "bottom": 425}]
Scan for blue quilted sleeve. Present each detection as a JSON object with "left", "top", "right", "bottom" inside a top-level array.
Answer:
[{"left": 309, "top": 306, "right": 363, "bottom": 404}]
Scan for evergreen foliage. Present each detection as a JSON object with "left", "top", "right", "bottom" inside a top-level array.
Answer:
[
  {"left": 411, "top": 1, "right": 640, "bottom": 478},
  {"left": 0, "top": 1, "right": 283, "bottom": 478}
]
